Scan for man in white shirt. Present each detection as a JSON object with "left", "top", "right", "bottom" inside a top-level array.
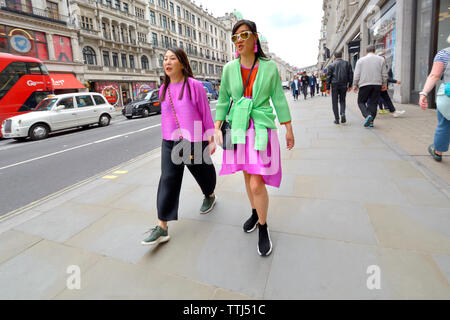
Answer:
[{"left": 353, "top": 45, "right": 388, "bottom": 128}]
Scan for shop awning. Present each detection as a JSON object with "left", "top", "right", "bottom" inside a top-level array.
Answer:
[{"left": 49, "top": 73, "right": 85, "bottom": 89}]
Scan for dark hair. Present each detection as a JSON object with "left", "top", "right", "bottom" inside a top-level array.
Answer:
[
  {"left": 366, "top": 45, "right": 376, "bottom": 53},
  {"left": 335, "top": 51, "right": 343, "bottom": 58},
  {"left": 160, "top": 47, "right": 194, "bottom": 102},
  {"left": 232, "top": 20, "right": 267, "bottom": 60}
]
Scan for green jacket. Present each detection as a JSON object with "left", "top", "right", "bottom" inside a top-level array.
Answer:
[{"left": 216, "top": 58, "right": 292, "bottom": 151}]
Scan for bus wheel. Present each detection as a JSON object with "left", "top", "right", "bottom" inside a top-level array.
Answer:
[{"left": 29, "top": 124, "right": 49, "bottom": 141}]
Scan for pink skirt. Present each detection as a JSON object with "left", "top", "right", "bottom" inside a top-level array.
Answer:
[{"left": 220, "top": 119, "right": 282, "bottom": 188}]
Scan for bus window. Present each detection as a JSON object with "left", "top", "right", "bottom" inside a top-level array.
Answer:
[
  {"left": 0, "top": 61, "right": 27, "bottom": 100},
  {"left": 27, "top": 62, "right": 42, "bottom": 75},
  {"left": 39, "top": 63, "right": 49, "bottom": 75}
]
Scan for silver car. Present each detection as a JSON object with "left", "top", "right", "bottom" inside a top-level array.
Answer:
[{"left": 1, "top": 92, "right": 114, "bottom": 141}]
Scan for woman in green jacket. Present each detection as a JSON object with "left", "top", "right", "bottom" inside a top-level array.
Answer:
[{"left": 214, "top": 20, "right": 295, "bottom": 256}]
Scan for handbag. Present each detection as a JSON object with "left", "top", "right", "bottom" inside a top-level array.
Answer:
[
  {"left": 220, "top": 57, "right": 258, "bottom": 150},
  {"left": 167, "top": 87, "right": 208, "bottom": 165}
]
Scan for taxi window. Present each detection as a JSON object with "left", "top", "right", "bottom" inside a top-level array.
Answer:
[
  {"left": 76, "top": 95, "right": 94, "bottom": 108},
  {"left": 57, "top": 97, "right": 74, "bottom": 109},
  {"left": 93, "top": 95, "right": 107, "bottom": 105}
]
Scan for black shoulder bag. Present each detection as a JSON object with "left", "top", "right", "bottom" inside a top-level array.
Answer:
[{"left": 220, "top": 57, "right": 257, "bottom": 150}]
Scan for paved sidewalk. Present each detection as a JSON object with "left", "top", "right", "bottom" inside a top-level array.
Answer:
[{"left": 0, "top": 92, "right": 449, "bottom": 299}]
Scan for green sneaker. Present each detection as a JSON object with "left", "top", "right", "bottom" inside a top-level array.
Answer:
[
  {"left": 428, "top": 145, "right": 442, "bottom": 162},
  {"left": 200, "top": 195, "right": 216, "bottom": 214},
  {"left": 141, "top": 226, "right": 170, "bottom": 246}
]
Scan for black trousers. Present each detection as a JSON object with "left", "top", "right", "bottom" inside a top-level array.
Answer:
[
  {"left": 331, "top": 84, "right": 348, "bottom": 119},
  {"left": 310, "top": 85, "right": 315, "bottom": 97},
  {"left": 302, "top": 85, "right": 308, "bottom": 99},
  {"left": 380, "top": 90, "right": 396, "bottom": 112},
  {"left": 358, "top": 85, "right": 382, "bottom": 121},
  {"left": 157, "top": 139, "right": 216, "bottom": 222}
]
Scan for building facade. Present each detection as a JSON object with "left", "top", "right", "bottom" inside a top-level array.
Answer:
[
  {"left": 318, "top": 0, "right": 449, "bottom": 107},
  {"left": 0, "top": 0, "right": 86, "bottom": 95},
  {"left": 73, "top": 0, "right": 235, "bottom": 107}
]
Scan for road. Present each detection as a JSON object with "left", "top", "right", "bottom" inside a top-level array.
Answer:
[{"left": 0, "top": 102, "right": 217, "bottom": 217}]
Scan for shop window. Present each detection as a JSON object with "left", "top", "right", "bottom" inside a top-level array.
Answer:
[{"left": 414, "top": 0, "right": 433, "bottom": 92}]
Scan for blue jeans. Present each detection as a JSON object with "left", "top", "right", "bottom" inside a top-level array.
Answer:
[{"left": 434, "top": 109, "right": 450, "bottom": 152}]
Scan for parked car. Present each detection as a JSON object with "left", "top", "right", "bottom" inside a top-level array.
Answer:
[
  {"left": 122, "top": 89, "right": 161, "bottom": 119},
  {"left": 282, "top": 81, "right": 290, "bottom": 90},
  {"left": 202, "top": 81, "right": 218, "bottom": 100},
  {"left": 1, "top": 92, "right": 114, "bottom": 141},
  {"left": 204, "top": 86, "right": 212, "bottom": 101}
]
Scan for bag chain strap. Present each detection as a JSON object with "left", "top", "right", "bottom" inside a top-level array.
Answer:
[{"left": 167, "top": 86, "right": 183, "bottom": 140}]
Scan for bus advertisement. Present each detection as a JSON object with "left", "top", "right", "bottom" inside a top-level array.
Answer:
[{"left": 0, "top": 53, "right": 54, "bottom": 137}]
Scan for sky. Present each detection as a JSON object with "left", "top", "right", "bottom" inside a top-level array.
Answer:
[{"left": 194, "top": 0, "right": 323, "bottom": 69}]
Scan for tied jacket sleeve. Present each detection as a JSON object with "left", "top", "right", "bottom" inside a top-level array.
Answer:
[{"left": 215, "top": 59, "right": 292, "bottom": 151}]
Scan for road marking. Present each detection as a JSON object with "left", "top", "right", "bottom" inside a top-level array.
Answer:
[
  {"left": 0, "top": 149, "right": 160, "bottom": 223},
  {"left": 0, "top": 124, "right": 161, "bottom": 171},
  {"left": 102, "top": 175, "right": 118, "bottom": 179}
]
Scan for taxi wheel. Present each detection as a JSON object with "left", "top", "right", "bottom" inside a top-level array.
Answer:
[
  {"left": 99, "top": 114, "right": 111, "bottom": 127},
  {"left": 29, "top": 124, "right": 49, "bottom": 141},
  {"left": 142, "top": 108, "right": 149, "bottom": 118}
]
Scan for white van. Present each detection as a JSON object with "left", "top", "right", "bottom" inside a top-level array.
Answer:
[{"left": 1, "top": 92, "right": 114, "bottom": 141}]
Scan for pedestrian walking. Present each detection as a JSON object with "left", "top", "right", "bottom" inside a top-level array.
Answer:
[
  {"left": 419, "top": 45, "right": 450, "bottom": 162},
  {"left": 301, "top": 72, "right": 309, "bottom": 100},
  {"left": 353, "top": 45, "right": 388, "bottom": 128},
  {"left": 291, "top": 75, "right": 300, "bottom": 101},
  {"left": 320, "top": 73, "right": 328, "bottom": 96},
  {"left": 326, "top": 51, "right": 353, "bottom": 124},
  {"left": 376, "top": 52, "right": 406, "bottom": 117},
  {"left": 141, "top": 47, "right": 217, "bottom": 246},
  {"left": 309, "top": 73, "right": 317, "bottom": 98},
  {"left": 214, "top": 19, "right": 295, "bottom": 256}
]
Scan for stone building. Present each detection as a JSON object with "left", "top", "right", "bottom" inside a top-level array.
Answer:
[
  {"left": 317, "top": 0, "right": 449, "bottom": 107},
  {"left": 73, "top": 0, "right": 235, "bottom": 107},
  {"left": 0, "top": 0, "right": 86, "bottom": 96}
]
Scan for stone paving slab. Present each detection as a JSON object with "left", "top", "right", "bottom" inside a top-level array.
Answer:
[{"left": 0, "top": 240, "right": 101, "bottom": 299}]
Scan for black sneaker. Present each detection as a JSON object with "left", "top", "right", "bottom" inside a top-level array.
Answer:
[
  {"left": 334, "top": 119, "right": 340, "bottom": 125},
  {"left": 243, "top": 210, "right": 258, "bottom": 233},
  {"left": 257, "top": 223, "right": 272, "bottom": 256},
  {"left": 341, "top": 115, "right": 346, "bottom": 123}
]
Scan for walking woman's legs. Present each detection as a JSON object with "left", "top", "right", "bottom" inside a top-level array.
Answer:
[
  {"left": 248, "top": 174, "right": 269, "bottom": 225},
  {"left": 243, "top": 171, "right": 255, "bottom": 209},
  {"left": 156, "top": 140, "right": 185, "bottom": 228}
]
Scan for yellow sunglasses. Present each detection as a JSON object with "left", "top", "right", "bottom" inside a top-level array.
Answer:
[{"left": 231, "top": 31, "right": 255, "bottom": 43}]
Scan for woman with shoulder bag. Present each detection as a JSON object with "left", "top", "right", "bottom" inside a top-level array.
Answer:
[
  {"left": 214, "top": 20, "right": 295, "bottom": 257},
  {"left": 142, "top": 47, "right": 217, "bottom": 246},
  {"left": 419, "top": 41, "right": 450, "bottom": 162}
]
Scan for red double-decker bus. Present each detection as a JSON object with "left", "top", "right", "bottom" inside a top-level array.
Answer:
[{"left": 0, "top": 53, "right": 54, "bottom": 137}]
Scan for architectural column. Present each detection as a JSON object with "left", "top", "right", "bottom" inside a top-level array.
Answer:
[
  {"left": 393, "top": 0, "right": 413, "bottom": 104},
  {"left": 110, "top": 21, "right": 114, "bottom": 41},
  {"left": 71, "top": 36, "right": 82, "bottom": 63},
  {"left": 46, "top": 34, "right": 56, "bottom": 60}
]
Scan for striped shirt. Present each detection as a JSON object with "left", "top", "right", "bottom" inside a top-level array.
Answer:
[{"left": 434, "top": 48, "right": 450, "bottom": 69}]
